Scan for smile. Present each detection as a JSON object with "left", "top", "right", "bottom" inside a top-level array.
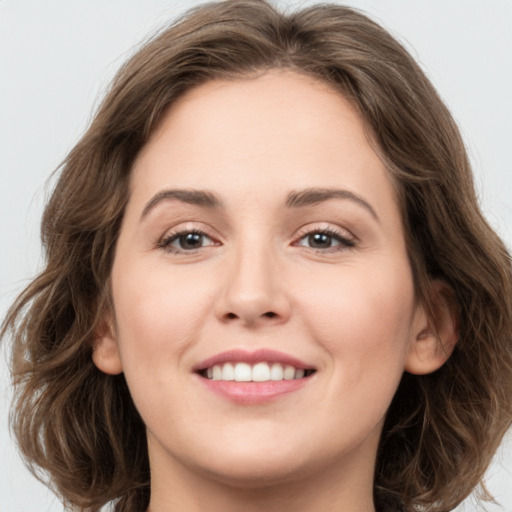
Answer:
[
  {"left": 202, "top": 362, "right": 315, "bottom": 381},
  {"left": 194, "top": 349, "right": 316, "bottom": 404}
]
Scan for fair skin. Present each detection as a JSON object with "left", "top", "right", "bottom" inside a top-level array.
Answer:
[{"left": 93, "top": 71, "right": 456, "bottom": 512}]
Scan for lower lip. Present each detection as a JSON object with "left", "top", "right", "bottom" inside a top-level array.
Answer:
[{"left": 198, "top": 376, "right": 310, "bottom": 404}]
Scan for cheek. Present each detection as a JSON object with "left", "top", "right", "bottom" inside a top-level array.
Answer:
[
  {"left": 295, "top": 259, "right": 415, "bottom": 386},
  {"left": 111, "top": 261, "right": 217, "bottom": 369},
  {"left": 109, "top": 261, "right": 221, "bottom": 429}
]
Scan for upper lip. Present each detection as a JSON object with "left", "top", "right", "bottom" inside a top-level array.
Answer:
[{"left": 193, "top": 349, "right": 315, "bottom": 372}]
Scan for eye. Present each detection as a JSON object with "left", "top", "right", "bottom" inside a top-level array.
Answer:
[
  {"left": 295, "top": 228, "right": 355, "bottom": 251},
  {"left": 159, "top": 229, "right": 217, "bottom": 253}
]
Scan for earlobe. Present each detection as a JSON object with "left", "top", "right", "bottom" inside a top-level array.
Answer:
[
  {"left": 405, "top": 280, "right": 458, "bottom": 376},
  {"left": 92, "top": 312, "right": 123, "bottom": 375}
]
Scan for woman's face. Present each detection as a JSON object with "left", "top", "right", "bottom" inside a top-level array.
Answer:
[{"left": 96, "top": 71, "right": 427, "bottom": 488}]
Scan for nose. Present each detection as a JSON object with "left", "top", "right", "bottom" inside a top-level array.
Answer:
[{"left": 215, "top": 240, "right": 291, "bottom": 328}]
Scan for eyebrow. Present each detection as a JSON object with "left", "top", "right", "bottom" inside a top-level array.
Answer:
[
  {"left": 141, "top": 189, "right": 222, "bottom": 219},
  {"left": 286, "top": 188, "right": 379, "bottom": 221},
  {"left": 140, "top": 186, "right": 378, "bottom": 221}
]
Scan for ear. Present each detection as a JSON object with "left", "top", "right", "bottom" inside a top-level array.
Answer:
[
  {"left": 405, "top": 280, "right": 458, "bottom": 375},
  {"left": 92, "top": 310, "right": 123, "bottom": 375}
]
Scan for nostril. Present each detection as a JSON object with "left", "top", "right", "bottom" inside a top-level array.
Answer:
[{"left": 222, "top": 311, "right": 280, "bottom": 323}]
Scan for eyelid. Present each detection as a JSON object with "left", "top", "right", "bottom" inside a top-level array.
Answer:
[
  {"left": 291, "top": 224, "right": 356, "bottom": 251},
  {"left": 155, "top": 222, "right": 356, "bottom": 255},
  {"left": 156, "top": 224, "right": 221, "bottom": 254}
]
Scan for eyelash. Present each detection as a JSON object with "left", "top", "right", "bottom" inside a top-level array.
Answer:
[
  {"left": 157, "top": 227, "right": 355, "bottom": 254},
  {"left": 292, "top": 227, "right": 355, "bottom": 253},
  {"left": 158, "top": 228, "right": 216, "bottom": 254}
]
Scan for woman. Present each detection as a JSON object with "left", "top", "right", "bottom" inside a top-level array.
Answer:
[{"left": 2, "top": 1, "right": 511, "bottom": 511}]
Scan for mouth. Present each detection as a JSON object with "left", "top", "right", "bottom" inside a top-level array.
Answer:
[
  {"left": 194, "top": 349, "right": 316, "bottom": 404},
  {"left": 194, "top": 348, "right": 317, "bottom": 381},
  {"left": 199, "top": 361, "right": 316, "bottom": 381}
]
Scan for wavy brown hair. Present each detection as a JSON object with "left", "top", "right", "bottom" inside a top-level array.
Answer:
[{"left": 3, "top": 1, "right": 512, "bottom": 511}]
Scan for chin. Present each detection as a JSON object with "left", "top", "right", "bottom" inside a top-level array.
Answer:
[
  {"left": 191, "top": 453, "right": 319, "bottom": 489},
  {"left": 176, "top": 429, "right": 352, "bottom": 491}
]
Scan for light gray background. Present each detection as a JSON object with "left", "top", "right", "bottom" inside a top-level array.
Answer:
[{"left": 1, "top": 1, "right": 511, "bottom": 511}]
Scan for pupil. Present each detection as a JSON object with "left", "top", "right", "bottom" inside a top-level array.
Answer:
[
  {"left": 180, "top": 233, "right": 202, "bottom": 249},
  {"left": 309, "top": 233, "right": 331, "bottom": 248}
]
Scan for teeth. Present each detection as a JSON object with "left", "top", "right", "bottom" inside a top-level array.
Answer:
[
  {"left": 212, "top": 365, "right": 222, "bottom": 380},
  {"left": 205, "top": 362, "right": 311, "bottom": 382},
  {"left": 234, "top": 362, "right": 251, "bottom": 381},
  {"left": 252, "top": 362, "right": 270, "bottom": 381},
  {"left": 283, "top": 365, "right": 295, "bottom": 380},
  {"left": 270, "top": 363, "right": 284, "bottom": 381},
  {"left": 221, "top": 362, "right": 234, "bottom": 381},
  {"left": 294, "top": 368, "right": 305, "bottom": 379}
]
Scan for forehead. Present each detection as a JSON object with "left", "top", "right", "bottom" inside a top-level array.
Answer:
[{"left": 130, "top": 70, "right": 398, "bottom": 218}]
